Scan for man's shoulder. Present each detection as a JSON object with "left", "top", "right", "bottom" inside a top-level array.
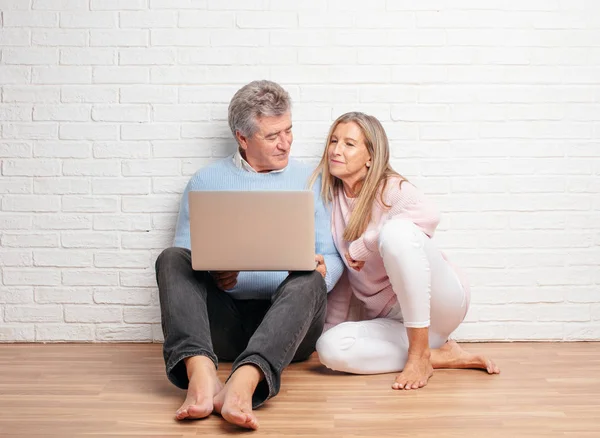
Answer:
[
  {"left": 195, "top": 156, "right": 232, "bottom": 175},
  {"left": 187, "top": 156, "right": 232, "bottom": 189},
  {"left": 287, "top": 157, "right": 317, "bottom": 178},
  {"left": 288, "top": 157, "right": 313, "bottom": 170}
]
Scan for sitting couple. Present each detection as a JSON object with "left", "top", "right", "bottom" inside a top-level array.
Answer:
[{"left": 155, "top": 80, "right": 499, "bottom": 430}]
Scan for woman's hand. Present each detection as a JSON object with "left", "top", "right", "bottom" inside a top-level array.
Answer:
[{"left": 345, "top": 252, "right": 365, "bottom": 271}]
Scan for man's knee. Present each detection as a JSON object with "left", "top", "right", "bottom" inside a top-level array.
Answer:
[
  {"left": 155, "top": 247, "right": 190, "bottom": 272},
  {"left": 291, "top": 271, "right": 327, "bottom": 304}
]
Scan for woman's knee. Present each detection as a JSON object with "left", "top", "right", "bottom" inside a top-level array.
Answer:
[
  {"left": 378, "top": 219, "right": 424, "bottom": 255},
  {"left": 316, "top": 322, "right": 360, "bottom": 372}
]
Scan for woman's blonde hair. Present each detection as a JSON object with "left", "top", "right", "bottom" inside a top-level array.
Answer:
[{"left": 309, "top": 112, "right": 405, "bottom": 242}]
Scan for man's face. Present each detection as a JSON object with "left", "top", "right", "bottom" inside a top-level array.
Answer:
[{"left": 236, "top": 112, "right": 293, "bottom": 172}]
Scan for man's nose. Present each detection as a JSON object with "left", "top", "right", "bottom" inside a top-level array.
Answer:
[{"left": 278, "top": 132, "right": 291, "bottom": 150}]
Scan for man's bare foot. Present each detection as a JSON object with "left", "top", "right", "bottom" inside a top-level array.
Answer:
[
  {"left": 431, "top": 340, "right": 500, "bottom": 374},
  {"left": 213, "top": 365, "right": 261, "bottom": 430},
  {"left": 392, "top": 353, "right": 434, "bottom": 390},
  {"left": 175, "top": 356, "right": 223, "bottom": 421}
]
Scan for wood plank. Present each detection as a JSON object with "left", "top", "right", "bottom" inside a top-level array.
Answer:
[{"left": 0, "top": 343, "right": 598, "bottom": 437}]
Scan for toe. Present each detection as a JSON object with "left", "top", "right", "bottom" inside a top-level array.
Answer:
[
  {"left": 175, "top": 408, "right": 189, "bottom": 420},
  {"left": 246, "top": 413, "right": 259, "bottom": 430},
  {"left": 395, "top": 375, "right": 409, "bottom": 389}
]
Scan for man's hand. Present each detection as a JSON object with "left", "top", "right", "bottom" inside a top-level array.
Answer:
[
  {"left": 210, "top": 271, "right": 240, "bottom": 290},
  {"left": 315, "top": 254, "right": 327, "bottom": 278},
  {"left": 345, "top": 252, "right": 365, "bottom": 272}
]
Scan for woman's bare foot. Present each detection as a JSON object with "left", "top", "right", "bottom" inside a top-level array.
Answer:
[
  {"left": 175, "top": 356, "right": 223, "bottom": 421},
  {"left": 392, "top": 353, "right": 434, "bottom": 390},
  {"left": 431, "top": 340, "right": 500, "bottom": 374},
  {"left": 213, "top": 365, "right": 261, "bottom": 430}
]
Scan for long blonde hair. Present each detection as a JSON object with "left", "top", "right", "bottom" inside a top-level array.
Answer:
[{"left": 309, "top": 112, "right": 406, "bottom": 242}]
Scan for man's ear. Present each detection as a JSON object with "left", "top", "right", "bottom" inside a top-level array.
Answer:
[{"left": 236, "top": 131, "right": 248, "bottom": 150}]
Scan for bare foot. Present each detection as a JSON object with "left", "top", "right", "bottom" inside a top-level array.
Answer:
[
  {"left": 431, "top": 340, "right": 500, "bottom": 374},
  {"left": 393, "top": 352, "right": 434, "bottom": 390},
  {"left": 213, "top": 365, "right": 261, "bottom": 430},
  {"left": 175, "top": 356, "right": 223, "bottom": 421}
]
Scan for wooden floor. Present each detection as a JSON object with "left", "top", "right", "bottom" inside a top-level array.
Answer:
[{"left": 0, "top": 343, "right": 599, "bottom": 437}]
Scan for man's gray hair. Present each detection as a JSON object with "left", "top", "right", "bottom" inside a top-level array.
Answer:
[{"left": 228, "top": 80, "right": 292, "bottom": 140}]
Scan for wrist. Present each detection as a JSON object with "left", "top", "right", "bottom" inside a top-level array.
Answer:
[{"left": 348, "top": 239, "right": 372, "bottom": 261}]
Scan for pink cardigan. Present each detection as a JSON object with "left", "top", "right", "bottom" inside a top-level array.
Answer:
[{"left": 325, "top": 176, "right": 470, "bottom": 330}]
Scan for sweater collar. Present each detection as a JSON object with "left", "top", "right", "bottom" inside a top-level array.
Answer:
[{"left": 232, "top": 149, "right": 287, "bottom": 174}]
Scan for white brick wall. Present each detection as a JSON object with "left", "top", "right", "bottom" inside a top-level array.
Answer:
[{"left": 1, "top": 1, "right": 599, "bottom": 342}]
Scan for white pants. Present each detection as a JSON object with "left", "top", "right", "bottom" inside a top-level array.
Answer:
[{"left": 316, "top": 219, "right": 468, "bottom": 374}]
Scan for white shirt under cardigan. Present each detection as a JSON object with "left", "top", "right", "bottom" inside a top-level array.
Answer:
[{"left": 232, "top": 149, "right": 286, "bottom": 174}]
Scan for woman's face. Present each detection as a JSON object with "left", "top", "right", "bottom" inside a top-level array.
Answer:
[{"left": 327, "top": 121, "right": 371, "bottom": 184}]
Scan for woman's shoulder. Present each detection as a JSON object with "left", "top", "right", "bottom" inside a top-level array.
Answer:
[
  {"left": 380, "top": 175, "right": 419, "bottom": 200},
  {"left": 379, "top": 175, "right": 419, "bottom": 197}
]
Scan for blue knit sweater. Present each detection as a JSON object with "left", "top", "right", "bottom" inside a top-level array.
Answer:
[{"left": 173, "top": 155, "right": 344, "bottom": 299}]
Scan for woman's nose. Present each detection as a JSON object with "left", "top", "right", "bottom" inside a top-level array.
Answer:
[{"left": 332, "top": 143, "right": 343, "bottom": 156}]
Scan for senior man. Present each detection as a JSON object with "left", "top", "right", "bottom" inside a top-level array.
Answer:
[{"left": 155, "top": 80, "right": 343, "bottom": 429}]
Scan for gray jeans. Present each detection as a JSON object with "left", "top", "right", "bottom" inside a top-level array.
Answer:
[{"left": 155, "top": 247, "right": 327, "bottom": 408}]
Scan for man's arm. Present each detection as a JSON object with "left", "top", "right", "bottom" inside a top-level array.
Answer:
[
  {"left": 313, "top": 187, "right": 344, "bottom": 292},
  {"left": 173, "top": 179, "right": 193, "bottom": 249}
]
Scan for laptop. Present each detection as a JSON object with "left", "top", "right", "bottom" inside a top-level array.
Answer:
[{"left": 189, "top": 190, "right": 316, "bottom": 271}]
